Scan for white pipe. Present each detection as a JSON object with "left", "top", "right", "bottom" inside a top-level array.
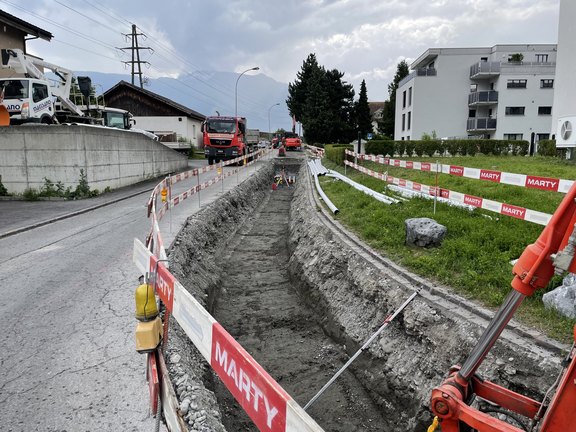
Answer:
[
  {"left": 326, "top": 170, "right": 400, "bottom": 205},
  {"left": 307, "top": 161, "right": 339, "bottom": 214}
]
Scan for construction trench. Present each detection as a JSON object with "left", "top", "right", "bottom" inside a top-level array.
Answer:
[{"left": 165, "top": 154, "right": 566, "bottom": 432}]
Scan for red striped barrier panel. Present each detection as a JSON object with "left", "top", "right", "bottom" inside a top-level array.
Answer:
[
  {"left": 345, "top": 150, "right": 574, "bottom": 193},
  {"left": 133, "top": 239, "right": 324, "bottom": 432},
  {"left": 344, "top": 160, "right": 552, "bottom": 226}
]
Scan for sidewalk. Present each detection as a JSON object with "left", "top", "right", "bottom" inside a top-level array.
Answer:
[{"left": 0, "top": 160, "right": 208, "bottom": 239}]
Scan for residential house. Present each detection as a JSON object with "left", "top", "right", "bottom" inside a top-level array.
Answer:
[
  {"left": 396, "top": 44, "right": 557, "bottom": 154},
  {"left": 368, "top": 101, "right": 385, "bottom": 135},
  {"left": 103, "top": 81, "right": 206, "bottom": 149},
  {"left": 0, "top": 10, "right": 53, "bottom": 78}
]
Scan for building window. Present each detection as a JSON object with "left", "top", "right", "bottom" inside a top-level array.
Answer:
[
  {"left": 406, "top": 136, "right": 410, "bottom": 140},
  {"left": 402, "top": 113, "right": 406, "bottom": 131},
  {"left": 504, "top": 133, "right": 523, "bottom": 140},
  {"left": 505, "top": 106, "right": 525, "bottom": 115},
  {"left": 480, "top": 57, "right": 488, "bottom": 62},
  {"left": 507, "top": 79, "right": 527, "bottom": 89},
  {"left": 469, "top": 109, "right": 476, "bottom": 118},
  {"left": 535, "top": 54, "right": 548, "bottom": 63},
  {"left": 408, "top": 87, "right": 412, "bottom": 106},
  {"left": 537, "top": 133, "right": 550, "bottom": 141},
  {"left": 402, "top": 90, "right": 407, "bottom": 109},
  {"left": 538, "top": 106, "right": 552, "bottom": 115},
  {"left": 470, "top": 83, "right": 477, "bottom": 92},
  {"left": 407, "top": 112, "right": 411, "bottom": 130},
  {"left": 540, "top": 79, "right": 554, "bottom": 88}
]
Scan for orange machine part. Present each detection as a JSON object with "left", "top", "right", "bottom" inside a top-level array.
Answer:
[{"left": 0, "top": 105, "right": 10, "bottom": 126}]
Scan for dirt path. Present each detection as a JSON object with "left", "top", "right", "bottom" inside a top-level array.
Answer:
[{"left": 211, "top": 184, "right": 390, "bottom": 431}]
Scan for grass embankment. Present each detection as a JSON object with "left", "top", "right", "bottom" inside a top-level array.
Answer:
[{"left": 319, "top": 155, "right": 576, "bottom": 342}]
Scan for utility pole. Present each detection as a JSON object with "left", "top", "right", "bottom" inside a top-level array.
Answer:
[{"left": 118, "top": 24, "right": 152, "bottom": 88}]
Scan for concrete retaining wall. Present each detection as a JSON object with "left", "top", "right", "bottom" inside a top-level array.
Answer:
[{"left": 0, "top": 125, "right": 189, "bottom": 194}]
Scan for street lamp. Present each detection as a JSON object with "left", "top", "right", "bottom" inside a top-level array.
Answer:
[
  {"left": 268, "top": 103, "right": 280, "bottom": 134},
  {"left": 235, "top": 66, "right": 259, "bottom": 118}
]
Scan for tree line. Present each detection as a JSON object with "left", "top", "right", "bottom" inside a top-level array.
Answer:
[{"left": 286, "top": 53, "right": 408, "bottom": 145}]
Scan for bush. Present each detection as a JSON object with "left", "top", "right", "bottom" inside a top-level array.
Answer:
[
  {"left": 325, "top": 144, "right": 352, "bottom": 166},
  {"left": 365, "top": 140, "right": 395, "bottom": 157},
  {"left": 537, "top": 139, "right": 557, "bottom": 157},
  {"left": 0, "top": 175, "right": 8, "bottom": 196}
]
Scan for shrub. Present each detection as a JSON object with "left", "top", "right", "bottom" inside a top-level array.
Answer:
[
  {"left": 537, "top": 139, "right": 556, "bottom": 157},
  {"left": 0, "top": 175, "right": 8, "bottom": 196},
  {"left": 325, "top": 144, "right": 352, "bottom": 166},
  {"left": 365, "top": 140, "right": 395, "bottom": 157}
]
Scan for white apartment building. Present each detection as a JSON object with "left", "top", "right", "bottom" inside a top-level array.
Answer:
[
  {"left": 551, "top": 0, "right": 576, "bottom": 157},
  {"left": 395, "top": 45, "right": 557, "bottom": 153}
]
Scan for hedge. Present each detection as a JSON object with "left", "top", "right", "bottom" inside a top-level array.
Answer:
[
  {"left": 362, "top": 139, "right": 529, "bottom": 157},
  {"left": 325, "top": 144, "right": 353, "bottom": 166}
]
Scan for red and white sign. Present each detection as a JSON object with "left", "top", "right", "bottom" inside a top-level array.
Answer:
[
  {"left": 211, "top": 324, "right": 289, "bottom": 431},
  {"left": 480, "top": 170, "right": 501, "bottom": 183},
  {"left": 525, "top": 175, "right": 559, "bottom": 192}
]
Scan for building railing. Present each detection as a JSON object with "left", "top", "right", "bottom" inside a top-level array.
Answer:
[
  {"left": 467, "top": 117, "right": 497, "bottom": 131},
  {"left": 398, "top": 68, "right": 437, "bottom": 87},
  {"left": 470, "top": 62, "right": 501, "bottom": 78},
  {"left": 468, "top": 90, "right": 498, "bottom": 105},
  {"left": 416, "top": 67, "right": 437, "bottom": 77}
]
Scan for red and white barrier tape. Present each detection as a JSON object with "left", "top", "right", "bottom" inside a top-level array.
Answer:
[
  {"left": 133, "top": 239, "right": 324, "bottom": 432},
  {"left": 345, "top": 160, "right": 552, "bottom": 226},
  {"left": 345, "top": 150, "right": 574, "bottom": 193}
]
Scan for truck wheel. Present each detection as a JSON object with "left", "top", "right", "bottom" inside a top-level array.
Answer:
[
  {"left": 208, "top": 156, "right": 215, "bottom": 165},
  {"left": 41, "top": 116, "right": 52, "bottom": 125}
]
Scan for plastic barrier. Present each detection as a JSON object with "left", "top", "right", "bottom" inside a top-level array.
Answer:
[
  {"left": 344, "top": 160, "right": 552, "bottom": 226},
  {"left": 345, "top": 149, "right": 574, "bottom": 193},
  {"left": 135, "top": 148, "right": 324, "bottom": 432}
]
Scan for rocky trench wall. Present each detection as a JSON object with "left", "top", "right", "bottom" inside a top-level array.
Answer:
[
  {"left": 287, "top": 166, "right": 564, "bottom": 430},
  {"left": 165, "top": 158, "right": 564, "bottom": 431}
]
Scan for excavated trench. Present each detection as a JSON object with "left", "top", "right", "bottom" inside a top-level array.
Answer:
[{"left": 167, "top": 155, "right": 565, "bottom": 432}]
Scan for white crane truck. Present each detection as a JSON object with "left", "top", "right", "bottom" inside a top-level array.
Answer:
[{"left": 0, "top": 48, "right": 131, "bottom": 128}]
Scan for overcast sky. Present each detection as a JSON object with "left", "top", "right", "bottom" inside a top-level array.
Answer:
[{"left": 3, "top": 0, "right": 561, "bottom": 109}]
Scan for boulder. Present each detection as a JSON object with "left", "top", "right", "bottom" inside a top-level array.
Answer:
[
  {"left": 405, "top": 217, "right": 447, "bottom": 248},
  {"left": 542, "top": 273, "right": 576, "bottom": 319}
]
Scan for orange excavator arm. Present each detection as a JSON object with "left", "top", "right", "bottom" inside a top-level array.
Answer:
[{"left": 431, "top": 182, "right": 576, "bottom": 431}]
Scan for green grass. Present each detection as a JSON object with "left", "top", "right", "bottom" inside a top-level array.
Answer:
[{"left": 320, "top": 156, "right": 576, "bottom": 342}]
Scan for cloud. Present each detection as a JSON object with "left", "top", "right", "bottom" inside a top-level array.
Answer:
[{"left": 13, "top": 0, "right": 561, "bottom": 103}]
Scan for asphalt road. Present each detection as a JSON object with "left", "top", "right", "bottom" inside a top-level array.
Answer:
[{"left": 0, "top": 156, "right": 271, "bottom": 431}]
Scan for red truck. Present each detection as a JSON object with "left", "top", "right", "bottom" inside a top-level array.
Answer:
[
  {"left": 202, "top": 116, "right": 252, "bottom": 165},
  {"left": 283, "top": 132, "right": 302, "bottom": 151}
]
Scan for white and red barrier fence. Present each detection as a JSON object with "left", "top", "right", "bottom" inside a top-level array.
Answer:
[
  {"left": 135, "top": 148, "right": 324, "bottom": 432},
  {"left": 344, "top": 156, "right": 555, "bottom": 226},
  {"left": 345, "top": 150, "right": 574, "bottom": 193}
]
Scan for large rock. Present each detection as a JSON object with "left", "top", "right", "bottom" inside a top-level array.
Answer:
[
  {"left": 542, "top": 274, "right": 576, "bottom": 318},
  {"left": 405, "top": 217, "right": 447, "bottom": 248}
]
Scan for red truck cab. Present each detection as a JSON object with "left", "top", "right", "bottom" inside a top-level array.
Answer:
[{"left": 202, "top": 116, "right": 249, "bottom": 165}]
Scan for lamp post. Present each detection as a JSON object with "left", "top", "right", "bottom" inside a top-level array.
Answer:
[
  {"left": 235, "top": 66, "right": 259, "bottom": 118},
  {"left": 268, "top": 103, "right": 280, "bottom": 134}
]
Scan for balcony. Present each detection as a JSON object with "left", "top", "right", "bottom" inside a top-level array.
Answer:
[
  {"left": 470, "top": 62, "right": 501, "bottom": 79},
  {"left": 468, "top": 90, "right": 498, "bottom": 106},
  {"left": 415, "top": 67, "right": 437, "bottom": 77},
  {"left": 467, "top": 117, "right": 497, "bottom": 132}
]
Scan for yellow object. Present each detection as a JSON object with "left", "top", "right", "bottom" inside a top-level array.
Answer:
[
  {"left": 427, "top": 416, "right": 439, "bottom": 432},
  {"left": 135, "top": 316, "right": 163, "bottom": 353},
  {"left": 160, "top": 188, "right": 167, "bottom": 202},
  {"left": 135, "top": 283, "right": 158, "bottom": 321}
]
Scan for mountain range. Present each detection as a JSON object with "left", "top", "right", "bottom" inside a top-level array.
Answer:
[{"left": 73, "top": 70, "right": 292, "bottom": 132}]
